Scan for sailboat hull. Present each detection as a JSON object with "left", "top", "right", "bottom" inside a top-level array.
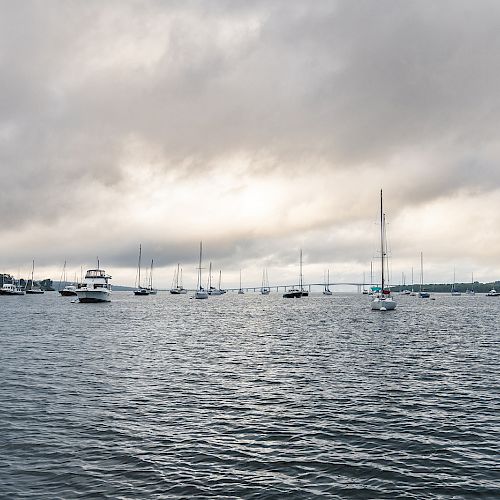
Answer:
[{"left": 371, "top": 297, "right": 397, "bottom": 310}]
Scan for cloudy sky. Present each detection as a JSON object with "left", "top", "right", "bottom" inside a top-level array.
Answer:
[{"left": 1, "top": 0, "right": 500, "bottom": 288}]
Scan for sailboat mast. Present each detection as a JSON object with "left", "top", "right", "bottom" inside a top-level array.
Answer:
[
  {"left": 150, "top": 259, "right": 153, "bottom": 289},
  {"left": 209, "top": 262, "right": 212, "bottom": 289},
  {"left": 299, "top": 249, "right": 303, "bottom": 290},
  {"left": 411, "top": 267, "right": 414, "bottom": 292},
  {"left": 370, "top": 261, "right": 373, "bottom": 290},
  {"left": 219, "top": 270, "right": 222, "bottom": 289},
  {"left": 137, "top": 245, "right": 142, "bottom": 288},
  {"left": 198, "top": 241, "right": 202, "bottom": 290},
  {"left": 31, "top": 259, "right": 35, "bottom": 288},
  {"left": 380, "top": 190, "right": 385, "bottom": 291},
  {"left": 239, "top": 269, "right": 242, "bottom": 290},
  {"left": 420, "top": 252, "right": 424, "bottom": 292}
]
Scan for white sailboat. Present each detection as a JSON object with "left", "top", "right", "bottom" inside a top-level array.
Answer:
[
  {"left": 418, "top": 252, "right": 430, "bottom": 298},
  {"left": 410, "top": 267, "right": 416, "bottom": 296},
  {"left": 25, "top": 260, "right": 44, "bottom": 294},
  {"left": 451, "top": 268, "right": 461, "bottom": 296},
  {"left": 170, "top": 264, "right": 187, "bottom": 294},
  {"left": 371, "top": 190, "right": 396, "bottom": 311},
  {"left": 134, "top": 245, "right": 150, "bottom": 296},
  {"left": 261, "top": 268, "right": 270, "bottom": 295},
  {"left": 195, "top": 242, "right": 209, "bottom": 299},
  {"left": 147, "top": 259, "right": 157, "bottom": 294},
  {"left": 208, "top": 264, "right": 225, "bottom": 295},
  {"left": 238, "top": 269, "right": 244, "bottom": 294},
  {"left": 323, "top": 269, "right": 333, "bottom": 295},
  {"left": 465, "top": 273, "right": 475, "bottom": 295}
]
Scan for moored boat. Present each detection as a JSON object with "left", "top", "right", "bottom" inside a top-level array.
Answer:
[
  {"left": 75, "top": 268, "right": 112, "bottom": 302},
  {"left": 195, "top": 242, "right": 209, "bottom": 299},
  {"left": 0, "top": 282, "right": 25, "bottom": 295},
  {"left": 371, "top": 190, "right": 396, "bottom": 311}
]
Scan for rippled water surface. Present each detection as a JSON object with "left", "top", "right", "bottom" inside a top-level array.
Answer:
[{"left": 1, "top": 292, "right": 499, "bottom": 499}]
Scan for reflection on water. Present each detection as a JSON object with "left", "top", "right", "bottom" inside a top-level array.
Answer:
[{"left": 0, "top": 292, "right": 498, "bottom": 498}]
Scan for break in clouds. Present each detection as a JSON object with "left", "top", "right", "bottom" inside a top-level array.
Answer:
[{"left": 1, "top": 0, "right": 500, "bottom": 286}]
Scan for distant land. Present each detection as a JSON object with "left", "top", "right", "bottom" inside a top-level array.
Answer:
[{"left": 2, "top": 274, "right": 499, "bottom": 294}]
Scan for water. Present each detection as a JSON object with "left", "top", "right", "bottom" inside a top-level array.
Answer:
[{"left": 1, "top": 292, "right": 498, "bottom": 499}]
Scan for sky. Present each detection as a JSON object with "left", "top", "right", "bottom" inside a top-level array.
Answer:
[{"left": 1, "top": 0, "right": 500, "bottom": 289}]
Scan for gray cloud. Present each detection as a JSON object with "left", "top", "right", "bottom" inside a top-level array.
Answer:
[{"left": 1, "top": 0, "right": 500, "bottom": 283}]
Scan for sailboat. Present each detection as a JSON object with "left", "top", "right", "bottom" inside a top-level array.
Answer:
[
  {"left": 323, "top": 269, "right": 333, "bottom": 295},
  {"left": 410, "top": 267, "right": 416, "bottom": 296},
  {"left": 400, "top": 272, "right": 411, "bottom": 295},
  {"left": 451, "top": 268, "right": 461, "bottom": 296},
  {"left": 208, "top": 264, "right": 225, "bottom": 295},
  {"left": 418, "top": 252, "right": 430, "bottom": 298},
  {"left": 170, "top": 264, "right": 187, "bottom": 294},
  {"left": 238, "top": 269, "right": 244, "bottom": 294},
  {"left": 371, "top": 190, "right": 396, "bottom": 311},
  {"left": 147, "top": 259, "right": 157, "bottom": 294},
  {"left": 283, "top": 249, "right": 307, "bottom": 298},
  {"left": 465, "top": 273, "right": 475, "bottom": 295},
  {"left": 195, "top": 242, "right": 209, "bottom": 299},
  {"left": 134, "top": 244, "right": 150, "bottom": 295},
  {"left": 362, "top": 272, "right": 368, "bottom": 294},
  {"left": 261, "top": 268, "right": 270, "bottom": 295},
  {"left": 58, "top": 260, "right": 77, "bottom": 296},
  {"left": 26, "top": 260, "right": 44, "bottom": 294}
]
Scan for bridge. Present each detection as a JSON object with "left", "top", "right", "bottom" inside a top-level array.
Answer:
[{"left": 222, "top": 282, "right": 377, "bottom": 293}]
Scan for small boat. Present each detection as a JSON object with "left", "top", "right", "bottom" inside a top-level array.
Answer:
[
  {"left": 147, "top": 259, "right": 157, "bottom": 295},
  {"left": 209, "top": 269, "right": 226, "bottom": 295},
  {"left": 400, "top": 272, "right": 411, "bottom": 294},
  {"left": 195, "top": 242, "right": 209, "bottom": 299},
  {"left": 60, "top": 284, "right": 77, "bottom": 296},
  {"left": 170, "top": 264, "right": 188, "bottom": 294},
  {"left": 418, "top": 252, "right": 431, "bottom": 298},
  {"left": 0, "top": 282, "right": 25, "bottom": 295},
  {"left": 58, "top": 261, "right": 78, "bottom": 296},
  {"left": 451, "top": 268, "right": 461, "bottom": 296},
  {"left": 323, "top": 269, "right": 333, "bottom": 295},
  {"left": 465, "top": 273, "right": 475, "bottom": 295},
  {"left": 371, "top": 190, "right": 396, "bottom": 311},
  {"left": 133, "top": 244, "right": 150, "bottom": 296},
  {"left": 283, "top": 249, "right": 308, "bottom": 298},
  {"left": 238, "top": 269, "right": 244, "bottom": 294},
  {"left": 25, "top": 260, "right": 44, "bottom": 294},
  {"left": 75, "top": 267, "right": 112, "bottom": 303},
  {"left": 486, "top": 289, "right": 500, "bottom": 297},
  {"left": 261, "top": 268, "right": 270, "bottom": 295}
]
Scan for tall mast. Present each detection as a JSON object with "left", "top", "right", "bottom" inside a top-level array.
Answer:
[
  {"left": 380, "top": 190, "right": 385, "bottom": 291},
  {"left": 137, "top": 245, "right": 142, "bottom": 288},
  {"left": 31, "top": 259, "right": 35, "bottom": 288},
  {"left": 420, "top": 252, "right": 424, "bottom": 292},
  {"left": 299, "top": 249, "right": 303, "bottom": 290},
  {"left": 180, "top": 267, "right": 183, "bottom": 288},
  {"left": 176, "top": 263, "right": 180, "bottom": 288},
  {"left": 239, "top": 269, "right": 242, "bottom": 290},
  {"left": 209, "top": 262, "right": 212, "bottom": 289},
  {"left": 370, "top": 261, "right": 373, "bottom": 290},
  {"left": 411, "top": 267, "right": 414, "bottom": 292},
  {"left": 219, "top": 270, "right": 222, "bottom": 289},
  {"left": 150, "top": 259, "right": 153, "bottom": 289},
  {"left": 198, "top": 241, "right": 203, "bottom": 290}
]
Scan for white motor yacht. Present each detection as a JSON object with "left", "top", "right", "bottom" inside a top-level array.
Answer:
[
  {"left": 0, "top": 283, "right": 25, "bottom": 295},
  {"left": 75, "top": 269, "right": 112, "bottom": 302},
  {"left": 486, "top": 289, "right": 500, "bottom": 297}
]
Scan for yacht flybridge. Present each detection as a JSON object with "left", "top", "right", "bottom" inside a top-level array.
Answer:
[
  {"left": 371, "top": 190, "right": 396, "bottom": 311},
  {"left": 75, "top": 269, "right": 112, "bottom": 303}
]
